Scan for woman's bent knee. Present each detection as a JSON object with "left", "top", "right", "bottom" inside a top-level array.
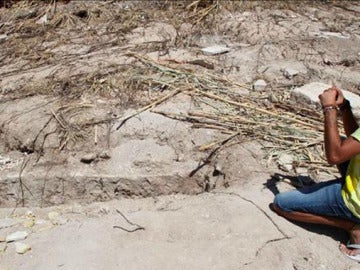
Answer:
[{"left": 273, "top": 192, "right": 293, "bottom": 212}]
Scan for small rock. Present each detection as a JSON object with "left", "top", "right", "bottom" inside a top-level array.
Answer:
[
  {"left": 0, "top": 236, "right": 5, "bottom": 242},
  {"left": 253, "top": 79, "right": 267, "bottom": 91},
  {"left": 201, "top": 45, "right": 230, "bottom": 55},
  {"left": 283, "top": 68, "right": 299, "bottom": 79},
  {"left": 323, "top": 57, "right": 332, "bottom": 65},
  {"left": 0, "top": 242, "right": 7, "bottom": 253},
  {"left": 36, "top": 14, "right": 48, "bottom": 24},
  {"left": 99, "top": 151, "right": 111, "bottom": 160},
  {"left": 268, "top": 93, "right": 279, "bottom": 103},
  {"left": 26, "top": 210, "right": 35, "bottom": 218},
  {"left": 320, "top": 31, "right": 350, "bottom": 39},
  {"left": 278, "top": 153, "right": 294, "bottom": 172},
  {"left": 213, "top": 162, "right": 225, "bottom": 177},
  {"left": 6, "top": 231, "right": 29, "bottom": 243},
  {"left": 15, "top": 242, "right": 31, "bottom": 254},
  {"left": 15, "top": 9, "right": 37, "bottom": 20},
  {"left": 80, "top": 153, "right": 97, "bottom": 164},
  {"left": 0, "top": 34, "right": 7, "bottom": 43}
]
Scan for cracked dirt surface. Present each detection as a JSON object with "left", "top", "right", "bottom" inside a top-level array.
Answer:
[{"left": 1, "top": 0, "right": 360, "bottom": 269}]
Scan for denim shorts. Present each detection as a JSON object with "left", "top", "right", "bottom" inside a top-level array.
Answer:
[{"left": 274, "top": 162, "right": 360, "bottom": 224}]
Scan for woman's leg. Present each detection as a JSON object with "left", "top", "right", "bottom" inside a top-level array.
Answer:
[
  {"left": 272, "top": 203, "right": 360, "bottom": 256},
  {"left": 272, "top": 177, "right": 360, "bottom": 256},
  {"left": 272, "top": 179, "right": 360, "bottom": 228},
  {"left": 271, "top": 203, "right": 354, "bottom": 230}
]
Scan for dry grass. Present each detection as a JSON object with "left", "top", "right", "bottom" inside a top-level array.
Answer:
[{"left": 110, "top": 53, "right": 336, "bottom": 178}]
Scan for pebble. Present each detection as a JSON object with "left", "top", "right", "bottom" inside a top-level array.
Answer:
[
  {"left": 283, "top": 68, "right": 299, "bottom": 79},
  {"left": 0, "top": 34, "right": 7, "bottom": 43},
  {"left": 6, "top": 231, "right": 29, "bottom": 243},
  {"left": 201, "top": 45, "right": 230, "bottom": 55},
  {"left": 26, "top": 210, "right": 35, "bottom": 218},
  {"left": 15, "top": 9, "right": 37, "bottom": 20},
  {"left": 15, "top": 242, "right": 31, "bottom": 254},
  {"left": 80, "top": 153, "right": 97, "bottom": 164},
  {"left": 36, "top": 14, "right": 48, "bottom": 24},
  {"left": 253, "top": 79, "right": 267, "bottom": 91},
  {"left": 277, "top": 153, "right": 294, "bottom": 172},
  {"left": 99, "top": 151, "right": 111, "bottom": 160}
]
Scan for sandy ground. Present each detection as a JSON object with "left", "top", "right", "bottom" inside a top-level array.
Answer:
[
  {"left": 1, "top": 175, "right": 357, "bottom": 270},
  {"left": 0, "top": 143, "right": 357, "bottom": 269}
]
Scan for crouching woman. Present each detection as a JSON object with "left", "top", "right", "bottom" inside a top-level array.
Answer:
[{"left": 271, "top": 86, "right": 360, "bottom": 261}]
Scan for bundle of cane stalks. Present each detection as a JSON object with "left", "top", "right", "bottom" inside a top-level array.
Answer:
[{"left": 119, "top": 53, "right": 337, "bottom": 179}]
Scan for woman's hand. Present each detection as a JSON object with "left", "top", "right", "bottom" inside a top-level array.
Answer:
[{"left": 319, "top": 86, "right": 344, "bottom": 107}]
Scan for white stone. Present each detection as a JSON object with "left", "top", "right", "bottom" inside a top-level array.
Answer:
[
  {"left": 201, "top": 46, "right": 230, "bottom": 55},
  {"left": 277, "top": 153, "right": 294, "bottom": 172},
  {"left": 0, "top": 34, "right": 7, "bottom": 42},
  {"left": 15, "top": 242, "right": 31, "bottom": 254},
  {"left": 6, "top": 231, "right": 29, "bottom": 242},
  {"left": 291, "top": 82, "right": 360, "bottom": 120},
  {"left": 253, "top": 79, "right": 267, "bottom": 91},
  {"left": 26, "top": 210, "right": 35, "bottom": 218},
  {"left": 320, "top": 31, "right": 350, "bottom": 39},
  {"left": 283, "top": 68, "right": 299, "bottom": 79},
  {"left": 36, "top": 14, "right": 48, "bottom": 24},
  {"left": 80, "top": 153, "right": 97, "bottom": 164}
]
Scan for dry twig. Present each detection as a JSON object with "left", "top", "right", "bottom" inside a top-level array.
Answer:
[{"left": 113, "top": 209, "right": 145, "bottom": 233}]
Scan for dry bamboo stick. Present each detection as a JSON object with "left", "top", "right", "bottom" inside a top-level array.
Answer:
[
  {"left": 198, "top": 131, "right": 240, "bottom": 151},
  {"left": 196, "top": 89, "right": 324, "bottom": 131},
  {"left": 116, "top": 89, "right": 183, "bottom": 130},
  {"left": 51, "top": 109, "right": 67, "bottom": 130},
  {"left": 152, "top": 110, "right": 237, "bottom": 130}
]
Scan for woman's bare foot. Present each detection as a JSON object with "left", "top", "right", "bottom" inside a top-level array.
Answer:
[{"left": 340, "top": 224, "right": 360, "bottom": 257}]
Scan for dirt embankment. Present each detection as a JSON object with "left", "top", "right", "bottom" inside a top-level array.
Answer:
[{"left": 0, "top": 0, "right": 359, "bottom": 208}]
